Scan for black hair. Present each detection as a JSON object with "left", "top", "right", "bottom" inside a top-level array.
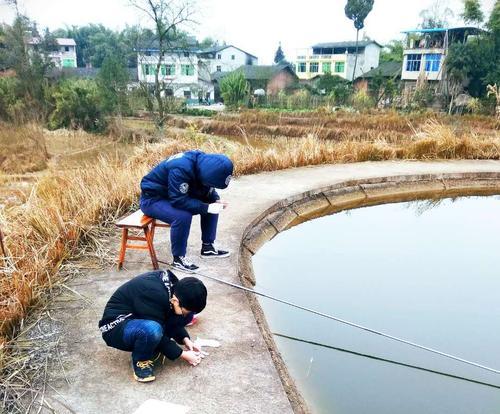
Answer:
[{"left": 173, "top": 277, "right": 207, "bottom": 313}]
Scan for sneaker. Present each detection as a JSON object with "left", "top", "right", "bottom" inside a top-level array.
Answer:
[
  {"left": 200, "top": 243, "right": 230, "bottom": 259},
  {"left": 132, "top": 359, "right": 155, "bottom": 383},
  {"left": 152, "top": 352, "right": 165, "bottom": 366},
  {"left": 172, "top": 256, "right": 199, "bottom": 273}
]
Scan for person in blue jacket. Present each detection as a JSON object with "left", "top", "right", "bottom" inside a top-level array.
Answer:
[{"left": 140, "top": 150, "right": 233, "bottom": 272}]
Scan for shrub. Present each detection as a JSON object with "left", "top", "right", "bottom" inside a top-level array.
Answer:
[
  {"left": 220, "top": 71, "right": 249, "bottom": 109},
  {"left": 49, "top": 79, "right": 106, "bottom": 132},
  {"left": 351, "top": 89, "right": 375, "bottom": 111}
]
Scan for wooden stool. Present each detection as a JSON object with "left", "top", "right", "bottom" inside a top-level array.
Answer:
[{"left": 116, "top": 210, "right": 170, "bottom": 270}]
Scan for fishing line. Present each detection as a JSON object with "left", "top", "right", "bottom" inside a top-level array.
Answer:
[
  {"left": 176, "top": 267, "right": 500, "bottom": 375},
  {"left": 273, "top": 332, "right": 500, "bottom": 390}
]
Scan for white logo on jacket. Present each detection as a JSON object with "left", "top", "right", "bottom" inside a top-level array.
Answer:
[
  {"left": 225, "top": 175, "right": 232, "bottom": 186},
  {"left": 179, "top": 183, "right": 189, "bottom": 194}
]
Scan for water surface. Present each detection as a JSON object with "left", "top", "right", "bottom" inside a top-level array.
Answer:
[{"left": 253, "top": 196, "right": 500, "bottom": 414}]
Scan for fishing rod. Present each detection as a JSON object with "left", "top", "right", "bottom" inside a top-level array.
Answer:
[
  {"left": 273, "top": 332, "right": 500, "bottom": 390},
  {"left": 178, "top": 267, "right": 500, "bottom": 375}
]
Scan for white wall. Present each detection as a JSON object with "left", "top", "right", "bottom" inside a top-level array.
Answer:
[
  {"left": 207, "top": 46, "right": 258, "bottom": 73},
  {"left": 345, "top": 44, "right": 381, "bottom": 81}
]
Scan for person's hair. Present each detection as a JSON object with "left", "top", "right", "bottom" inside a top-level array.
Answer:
[{"left": 173, "top": 277, "right": 207, "bottom": 313}]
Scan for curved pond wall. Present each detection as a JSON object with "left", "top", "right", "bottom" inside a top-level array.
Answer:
[{"left": 237, "top": 172, "right": 500, "bottom": 414}]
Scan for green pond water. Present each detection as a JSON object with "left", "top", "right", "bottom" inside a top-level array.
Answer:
[{"left": 253, "top": 196, "right": 500, "bottom": 414}]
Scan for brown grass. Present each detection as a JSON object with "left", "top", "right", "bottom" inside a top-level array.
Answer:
[{"left": 0, "top": 123, "right": 49, "bottom": 174}]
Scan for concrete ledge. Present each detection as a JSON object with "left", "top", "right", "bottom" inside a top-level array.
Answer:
[{"left": 238, "top": 171, "right": 500, "bottom": 413}]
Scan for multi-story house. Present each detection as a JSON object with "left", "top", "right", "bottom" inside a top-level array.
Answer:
[
  {"left": 28, "top": 37, "right": 77, "bottom": 69},
  {"left": 401, "top": 26, "right": 484, "bottom": 87},
  {"left": 50, "top": 38, "right": 77, "bottom": 68},
  {"left": 294, "top": 40, "right": 382, "bottom": 81},
  {"left": 137, "top": 43, "right": 258, "bottom": 102}
]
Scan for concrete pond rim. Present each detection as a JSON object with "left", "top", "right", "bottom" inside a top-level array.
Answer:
[{"left": 237, "top": 171, "right": 500, "bottom": 414}]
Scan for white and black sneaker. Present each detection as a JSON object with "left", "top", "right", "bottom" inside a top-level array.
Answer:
[
  {"left": 172, "top": 256, "right": 199, "bottom": 273},
  {"left": 200, "top": 243, "right": 230, "bottom": 259}
]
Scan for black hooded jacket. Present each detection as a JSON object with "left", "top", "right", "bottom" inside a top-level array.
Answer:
[{"left": 98, "top": 270, "right": 190, "bottom": 360}]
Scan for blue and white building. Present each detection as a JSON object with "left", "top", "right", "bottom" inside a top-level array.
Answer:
[{"left": 401, "top": 27, "right": 484, "bottom": 85}]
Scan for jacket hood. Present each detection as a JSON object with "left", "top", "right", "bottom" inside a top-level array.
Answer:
[{"left": 197, "top": 153, "right": 234, "bottom": 189}]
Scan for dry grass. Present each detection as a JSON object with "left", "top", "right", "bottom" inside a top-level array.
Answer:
[{"left": 0, "top": 123, "right": 49, "bottom": 174}]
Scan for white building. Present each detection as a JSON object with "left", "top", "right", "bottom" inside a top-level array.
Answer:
[
  {"left": 50, "top": 38, "right": 77, "bottom": 68},
  {"left": 28, "top": 37, "right": 77, "bottom": 69},
  {"left": 137, "top": 44, "right": 258, "bottom": 102},
  {"left": 401, "top": 27, "right": 484, "bottom": 85},
  {"left": 294, "top": 40, "right": 381, "bottom": 81}
]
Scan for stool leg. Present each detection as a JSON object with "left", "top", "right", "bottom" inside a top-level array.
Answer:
[
  {"left": 118, "top": 228, "right": 128, "bottom": 270},
  {"left": 144, "top": 225, "right": 159, "bottom": 270},
  {"left": 0, "top": 228, "right": 6, "bottom": 258}
]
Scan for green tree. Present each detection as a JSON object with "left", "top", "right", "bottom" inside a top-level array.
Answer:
[
  {"left": 219, "top": 70, "right": 249, "bottom": 109},
  {"left": 380, "top": 40, "right": 404, "bottom": 63},
  {"left": 49, "top": 79, "right": 105, "bottom": 131},
  {"left": 317, "top": 73, "right": 349, "bottom": 94},
  {"left": 462, "top": 0, "right": 484, "bottom": 24},
  {"left": 344, "top": 0, "right": 374, "bottom": 80},
  {"left": 2, "top": 16, "right": 57, "bottom": 120},
  {"left": 97, "top": 55, "right": 130, "bottom": 115},
  {"left": 274, "top": 43, "right": 285, "bottom": 64}
]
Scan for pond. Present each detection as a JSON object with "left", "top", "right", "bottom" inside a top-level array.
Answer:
[{"left": 253, "top": 196, "right": 500, "bottom": 414}]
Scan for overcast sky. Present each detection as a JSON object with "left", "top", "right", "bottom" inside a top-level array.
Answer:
[{"left": 0, "top": 0, "right": 495, "bottom": 64}]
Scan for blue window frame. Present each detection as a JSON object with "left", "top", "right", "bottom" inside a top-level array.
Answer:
[
  {"left": 297, "top": 62, "right": 306, "bottom": 73},
  {"left": 406, "top": 54, "right": 422, "bottom": 72},
  {"left": 425, "top": 54, "right": 441, "bottom": 72}
]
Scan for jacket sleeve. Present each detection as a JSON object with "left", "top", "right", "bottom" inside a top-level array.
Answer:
[
  {"left": 158, "top": 336, "right": 184, "bottom": 360},
  {"left": 208, "top": 187, "right": 220, "bottom": 203},
  {"left": 168, "top": 168, "right": 209, "bottom": 214}
]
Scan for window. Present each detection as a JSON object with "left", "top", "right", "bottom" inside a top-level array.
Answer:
[
  {"left": 184, "top": 90, "right": 192, "bottom": 99},
  {"left": 425, "top": 54, "right": 441, "bottom": 72},
  {"left": 142, "top": 64, "right": 149, "bottom": 76},
  {"left": 310, "top": 62, "right": 319, "bottom": 73},
  {"left": 231, "top": 55, "right": 235, "bottom": 60},
  {"left": 217, "top": 54, "right": 221, "bottom": 59},
  {"left": 322, "top": 62, "right": 331, "bottom": 73},
  {"left": 166, "top": 88, "right": 174, "bottom": 97},
  {"left": 183, "top": 52, "right": 190, "bottom": 57},
  {"left": 406, "top": 54, "right": 422, "bottom": 72},
  {"left": 216, "top": 65, "right": 222, "bottom": 72},
  {"left": 165, "top": 64, "right": 175, "bottom": 76},
  {"left": 64, "top": 46, "right": 70, "bottom": 52},
  {"left": 334, "top": 61, "right": 345, "bottom": 73},
  {"left": 297, "top": 62, "right": 306, "bottom": 73},
  {"left": 181, "top": 64, "right": 194, "bottom": 76}
]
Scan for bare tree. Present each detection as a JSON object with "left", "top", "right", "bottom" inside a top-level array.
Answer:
[{"left": 130, "top": 0, "right": 196, "bottom": 127}]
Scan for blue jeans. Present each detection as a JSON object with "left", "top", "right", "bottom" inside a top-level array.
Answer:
[
  {"left": 140, "top": 197, "right": 218, "bottom": 257},
  {"left": 123, "top": 319, "right": 163, "bottom": 362}
]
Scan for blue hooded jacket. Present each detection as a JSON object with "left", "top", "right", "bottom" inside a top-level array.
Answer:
[{"left": 140, "top": 150, "right": 234, "bottom": 215}]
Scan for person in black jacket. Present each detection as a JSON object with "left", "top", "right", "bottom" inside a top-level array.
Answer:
[
  {"left": 98, "top": 270, "right": 207, "bottom": 382},
  {"left": 140, "top": 150, "right": 234, "bottom": 272}
]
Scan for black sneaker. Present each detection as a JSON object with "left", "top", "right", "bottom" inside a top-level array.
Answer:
[
  {"left": 152, "top": 352, "right": 165, "bottom": 366},
  {"left": 201, "top": 243, "right": 230, "bottom": 259},
  {"left": 172, "top": 256, "right": 199, "bottom": 273},
  {"left": 132, "top": 359, "right": 155, "bottom": 383}
]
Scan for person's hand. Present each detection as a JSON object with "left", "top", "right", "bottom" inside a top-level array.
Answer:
[
  {"left": 208, "top": 203, "right": 224, "bottom": 214},
  {"left": 184, "top": 337, "right": 201, "bottom": 353},
  {"left": 216, "top": 200, "right": 228, "bottom": 209},
  {"left": 181, "top": 350, "right": 204, "bottom": 366}
]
